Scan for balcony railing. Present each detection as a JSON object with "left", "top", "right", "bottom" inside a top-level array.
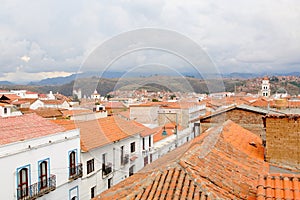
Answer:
[
  {"left": 17, "top": 174, "right": 56, "bottom": 200},
  {"left": 102, "top": 162, "right": 112, "bottom": 177},
  {"left": 121, "top": 154, "right": 129, "bottom": 166},
  {"left": 69, "top": 163, "right": 83, "bottom": 180}
]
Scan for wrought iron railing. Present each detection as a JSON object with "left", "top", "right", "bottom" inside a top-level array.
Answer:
[
  {"left": 102, "top": 162, "right": 112, "bottom": 177},
  {"left": 69, "top": 163, "right": 83, "bottom": 180},
  {"left": 17, "top": 174, "right": 56, "bottom": 200},
  {"left": 121, "top": 154, "right": 129, "bottom": 166}
]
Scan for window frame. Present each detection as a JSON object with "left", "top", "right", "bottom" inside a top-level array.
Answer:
[
  {"left": 87, "top": 159, "right": 95, "bottom": 175},
  {"left": 90, "top": 186, "right": 96, "bottom": 198},
  {"left": 130, "top": 142, "right": 135, "bottom": 153},
  {"left": 17, "top": 165, "right": 31, "bottom": 199},
  {"left": 69, "top": 151, "right": 77, "bottom": 176},
  {"left": 39, "top": 160, "right": 48, "bottom": 189}
]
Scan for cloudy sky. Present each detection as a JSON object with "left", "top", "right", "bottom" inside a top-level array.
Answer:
[{"left": 1, "top": 0, "right": 300, "bottom": 83}]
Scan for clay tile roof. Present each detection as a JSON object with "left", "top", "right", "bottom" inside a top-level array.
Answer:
[
  {"left": 132, "top": 121, "right": 157, "bottom": 137},
  {"left": 61, "top": 109, "right": 93, "bottom": 117},
  {"left": 256, "top": 174, "right": 300, "bottom": 199},
  {"left": 0, "top": 113, "right": 66, "bottom": 145},
  {"left": 250, "top": 98, "right": 275, "bottom": 108},
  {"left": 97, "top": 168, "right": 214, "bottom": 200},
  {"left": 50, "top": 119, "right": 76, "bottom": 131},
  {"left": 25, "top": 91, "right": 38, "bottom": 94},
  {"left": 117, "top": 110, "right": 130, "bottom": 120},
  {"left": 32, "top": 108, "right": 63, "bottom": 118},
  {"left": 153, "top": 123, "right": 183, "bottom": 143},
  {"left": 19, "top": 98, "right": 39, "bottom": 104},
  {"left": 0, "top": 94, "right": 20, "bottom": 101},
  {"left": 41, "top": 99, "right": 66, "bottom": 105},
  {"left": 103, "top": 101, "right": 126, "bottom": 108},
  {"left": 77, "top": 116, "right": 145, "bottom": 151},
  {"left": 96, "top": 120, "right": 269, "bottom": 199}
]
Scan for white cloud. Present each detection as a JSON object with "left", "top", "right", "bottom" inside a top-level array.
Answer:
[
  {"left": 20, "top": 55, "right": 30, "bottom": 63},
  {"left": 0, "top": 0, "right": 300, "bottom": 82}
]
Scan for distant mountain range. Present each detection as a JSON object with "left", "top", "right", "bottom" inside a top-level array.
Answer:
[
  {"left": 28, "top": 71, "right": 125, "bottom": 86},
  {"left": 27, "top": 71, "right": 300, "bottom": 86},
  {"left": 0, "top": 81, "right": 14, "bottom": 85}
]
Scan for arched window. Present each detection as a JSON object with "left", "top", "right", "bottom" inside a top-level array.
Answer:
[
  {"left": 3, "top": 107, "right": 7, "bottom": 114},
  {"left": 39, "top": 161, "right": 48, "bottom": 189},
  {"left": 69, "top": 151, "right": 76, "bottom": 176},
  {"left": 18, "top": 168, "right": 28, "bottom": 198}
]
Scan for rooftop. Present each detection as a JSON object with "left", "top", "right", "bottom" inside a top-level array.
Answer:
[
  {"left": 53, "top": 116, "right": 146, "bottom": 152},
  {"left": 97, "top": 120, "right": 269, "bottom": 199},
  {"left": 0, "top": 113, "right": 66, "bottom": 145}
]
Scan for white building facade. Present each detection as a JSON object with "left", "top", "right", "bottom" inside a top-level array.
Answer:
[
  {"left": 0, "top": 114, "right": 82, "bottom": 200},
  {"left": 80, "top": 136, "right": 143, "bottom": 199}
]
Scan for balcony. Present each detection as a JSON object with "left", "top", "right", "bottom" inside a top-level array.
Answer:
[
  {"left": 69, "top": 163, "right": 83, "bottom": 180},
  {"left": 121, "top": 154, "right": 129, "bottom": 166},
  {"left": 17, "top": 174, "right": 56, "bottom": 200},
  {"left": 102, "top": 162, "right": 112, "bottom": 177}
]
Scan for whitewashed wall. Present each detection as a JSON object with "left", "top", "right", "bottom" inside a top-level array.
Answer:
[{"left": 0, "top": 129, "right": 81, "bottom": 200}]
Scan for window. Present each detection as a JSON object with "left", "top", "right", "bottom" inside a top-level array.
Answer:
[
  {"left": 91, "top": 186, "right": 96, "bottom": 198},
  {"left": 69, "top": 151, "right": 76, "bottom": 176},
  {"left": 39, "top": 161, "right": 48, "bottom": 189},
  {"left": 129, "top": 165, "right": 134, "bottom": 176},
  {"left": 144, "top": 156, "right": 148, "bottom": 166},
  {"left": 18, "top": 168, "right": 29, "bottom": 198},
  {"left": 142, "top": 138, "right": 145, "bottom": 150},
  {"left": 102, "top": 153, "right": 107, "bottom": 165},
  {"left": 149, "top": 136, "right": 152, "bottom": 147},
  {"left": 108, "top": 178, "right": 113, "bottom": 189},
  {"left": 130, "top": 142, "right": 135, "bottom": 153},
  {"left": 120, "top": 146, "right": 124, "bottom": 165},
  {"left": 4, "top": 107, "right": 7, "bottom": 114},
  {"left": 87, "top": 159, "right": 94, "bottom": 174}
]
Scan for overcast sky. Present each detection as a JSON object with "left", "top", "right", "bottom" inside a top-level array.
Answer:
[{"left": 1, "top": 0, "right": 300, "bottom": 82}]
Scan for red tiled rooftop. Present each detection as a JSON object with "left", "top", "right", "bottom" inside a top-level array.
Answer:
[
  {"left": 132, "top": 121, "right": 157, "bottom": 137},
  {"left": 153, "top": 123, "right": 183, "bottom": 143},
  {"left": 97, "top": 120, "right": 269, "bottom": 199},
  {"left": 103, "top": 101, "right": 126, "bottom": 108},
  {"left": 25, "top": 91, "right": 38, "bottom": 94},
  {"left": 54, "top": 116, "right": 146, "bottom": 152},
  {"left": 32, "top": 108, "right": 63, "bottom": 118},
  {"left": 96, "top": 168, "right": 213, "bottom": 200},
  {"left": 61, "top": 109, "right": 93, "bottom": 117},
  {"left": 0, "top": 113, "right": 66, "bottom": 145},
  {"left": 256, "top": 174, "right": 300, "bottom": 200},
  {"left": 41, "top": 99, "right": 67, "bottom": 105}
]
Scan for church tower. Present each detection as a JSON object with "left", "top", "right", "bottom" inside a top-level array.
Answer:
[{"left": 261, "top": 77, "right": 271, "bottom": 97}]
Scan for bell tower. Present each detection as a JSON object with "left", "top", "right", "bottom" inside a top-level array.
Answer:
[{"left": 261, "top": 77, "right": 271, "bottom": 97}]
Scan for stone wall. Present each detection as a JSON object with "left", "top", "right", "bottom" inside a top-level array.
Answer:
[
  {"left": 200, "top": 108, "right": 265, "bottom": 138},
  {"left": 265, "top": 115, "right": 300, "bottom": 170}
]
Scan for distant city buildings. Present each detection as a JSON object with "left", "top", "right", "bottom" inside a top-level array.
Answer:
[{"left": 1, "top": 75, "right": 300, "bottom": 199}]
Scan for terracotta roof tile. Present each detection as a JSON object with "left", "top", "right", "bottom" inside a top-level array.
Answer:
[
  {"left": 256, "top": 174, "right": 300, "bottom": 199},
  {"left": 96, "top": 120, "right": 269, "bottom": 199},
  {"left": 61, "top": 109, "right": 93, "bottom": 117},
  {"left": 0, "top": 113, "right": 66, "bottom": 145},
  {"left": 31, "top": 108, "right": 63, "bottom": 118},
  {"left": 97, "top": 168, "right": 213, "bottom": 200},
  {"left": 55, "top": 116, "right": 145, "bottom": 151},
  {"left": 153, "top": 123, "right": 183, "bottom": 143}
]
